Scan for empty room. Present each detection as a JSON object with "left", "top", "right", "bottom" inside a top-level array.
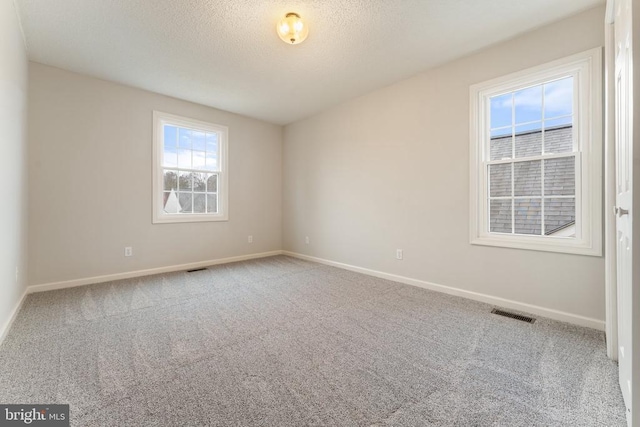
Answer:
[{"left": 1, "top": 0, "right": 639, "bottom": 425}]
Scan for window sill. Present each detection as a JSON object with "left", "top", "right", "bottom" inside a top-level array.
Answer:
[
  {"left": 471, "top": 235, "right": 602, "bottom": 257},
  {"left": 153, "top": 213, "right": 228, "bottom": 224}
]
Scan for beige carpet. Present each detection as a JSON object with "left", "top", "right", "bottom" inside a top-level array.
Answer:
[{"left": 0, "top": 255, "right": 626, "bottom": 426}]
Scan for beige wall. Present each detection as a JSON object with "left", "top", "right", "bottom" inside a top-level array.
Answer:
[
  {"left": 24, "top": 6, "right": 608, "bottom": 324},
  {"left": 0, "top": 0, "right": 28, "bottom": 337},
  {"left": 28, "top": 63, "right": 282, "bottom": 285},
  {"left": 283, "top": 6, "right": 606, "bottom": 321}
]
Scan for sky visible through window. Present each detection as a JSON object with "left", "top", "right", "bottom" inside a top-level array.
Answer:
[
  {"left": 163, "top": 125, "right": 219, "bottom": 171},
  {"left": 490, "top": 77, "right": 573, "bottom": 138}
]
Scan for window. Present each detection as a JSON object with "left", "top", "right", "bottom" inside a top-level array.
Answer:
[
  {"left": 469, "top": 49, "right": 602, "bottom": 255},
  {"left": 152, "top": 111, "right": 228, "bottom": 223}
]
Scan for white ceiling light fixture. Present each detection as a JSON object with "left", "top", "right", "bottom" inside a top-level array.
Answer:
[{"left": 277, "top": 12, "right": 309, "bottom": 45}]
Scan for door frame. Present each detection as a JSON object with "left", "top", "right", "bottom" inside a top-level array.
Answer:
[{"left": 605, "top": 0, "right": 618, "bottom": 361}]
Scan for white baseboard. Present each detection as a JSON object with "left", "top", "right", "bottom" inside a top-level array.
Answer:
[
  {"left": 27, "top": 250, "right": 284, "bottom": 294},
  {"left": 0, "top": 288, "right": 28, "bottom": 347},
  {"left": 283, "top": 251, "right": 605, "bottom": 331},
  {"left": 21, "top": 249, "right": 605, "bottom": 331}
]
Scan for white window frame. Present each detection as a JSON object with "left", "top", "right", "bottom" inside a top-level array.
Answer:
[
  {"left": 152, "top": 111, "right": 229, "bottom": 224},
  {"left": 469, "top": 48, "right": 602, "bottom": 256}
]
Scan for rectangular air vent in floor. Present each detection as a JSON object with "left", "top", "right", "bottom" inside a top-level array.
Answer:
[
  {"left": 491, "top": 308, "right": 536, "bottom": 324},
  {"left": 186, "top": 268, "right": 207, "bottom": 273}
]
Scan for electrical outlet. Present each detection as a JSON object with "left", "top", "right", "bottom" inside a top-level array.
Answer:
[
  {"left": 124, "top": 247, "right": 133, "bottom": 257},
  {"left": 396, "top": 249, "right": 403, "bottom": 260},
  {"left": 305, "top": 236, "right": 310, "bottom": 244},
  {"left": 248, "top": 235, "right": 253, "bottom": 243}
]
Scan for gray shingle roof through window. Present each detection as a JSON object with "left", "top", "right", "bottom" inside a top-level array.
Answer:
[{"left": 488, "top": 125, "right": 575, "bottom": 236}]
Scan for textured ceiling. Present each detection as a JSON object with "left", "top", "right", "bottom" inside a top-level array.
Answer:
[{"left": 16, "top": 0, "right": 603, "bottom": 125}]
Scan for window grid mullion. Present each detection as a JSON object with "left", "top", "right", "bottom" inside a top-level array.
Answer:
[
  {"left": 486, "top": 152, "right": 576, "bottom": 165},
  {"left": 541, "top": 157, "right": 546, "bottom": 236},
  {"left": 161, "top": 166, "right": 220, "bottom": 174},
  {"left": 190, "top": 181, "right": 194, "bottom": 213},
  {"left": 540, "top": 84, "right": 545, "bottom": 237},
  {"left": 205, "top": 179, "right": 209, "bottom": 213},
  {"left": 490, "top": 113, "right": 572, "bottom": 133},
  {"left": 511, "top": 93, "right": 515, "bottom": 235},
  {"left": 511, "top": 93, "right": 515, "bottom": 160},
  {"left": 489, "top": 195, "right": 574, "bottom": 200},
  {"left": 541, "top": 82, "right": 546, "bottom": 155},
  {"left": 486, "top": 163, "right": 491, "bottom": 233},
  {"left": 511, "top": 162, "right": 515, "bottom": 234}
]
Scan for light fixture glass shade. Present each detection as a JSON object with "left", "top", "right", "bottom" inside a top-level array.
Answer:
[{"left": 277, "top": 13, "right": 309, "bottom": 45}]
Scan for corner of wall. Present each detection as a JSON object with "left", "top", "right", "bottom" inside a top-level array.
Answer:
[{"left": 0, "top": 0, "right": 30, "bottom": 345}]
